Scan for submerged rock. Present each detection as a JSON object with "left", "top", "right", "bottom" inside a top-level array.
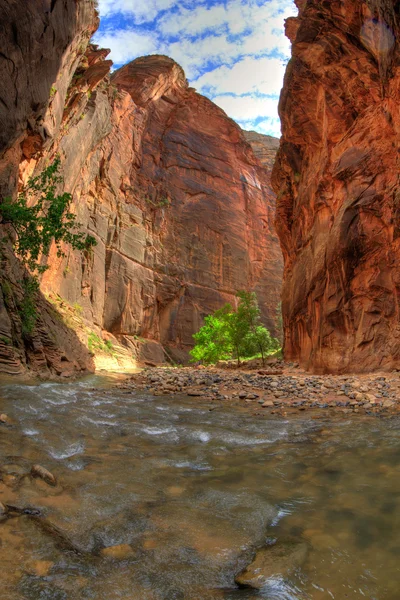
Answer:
[
  {"left": 235, "top": 538, "right": 309, "bottom": 589},
  {"left": 25, "top": 560, "right": 54, "bottom": 577},
  {"left": 31, "top": 465, "right": 57, "bottom": 487},
  {"left": 100, "top": 543, "right": 135, "bottom": 559}
]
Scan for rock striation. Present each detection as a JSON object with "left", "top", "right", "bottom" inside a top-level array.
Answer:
[
  {"left": 0, "top": 0, "right": 98, "bottom": 376},
  {"left": 0, "top": 2, "right": 282, "bottom": 373},
  {"left": 243, "top": 131, "right": 280, "bottom": 176},
  {"left": 273, "top": 0, "right": 400, "bottom": 373},
  {"left": 36, "top": 54, "right": 282, "bottom": 364}
]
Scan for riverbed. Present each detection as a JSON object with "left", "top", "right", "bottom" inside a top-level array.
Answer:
[{"left": 0, "top": 375, "right": 399, "bottom": 599}]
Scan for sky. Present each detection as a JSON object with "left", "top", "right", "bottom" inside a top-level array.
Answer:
[{"left": 94, "top": 0, "right": 297, "bottom": 138}]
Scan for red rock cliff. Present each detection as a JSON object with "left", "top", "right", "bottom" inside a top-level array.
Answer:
[
  {"left": 35, "top": 53, "right": 282, "bottom": 363},
  {"left": 0, "top": 0, "right": 98, "bottom": 376},
  {"left": 273, "top": 0, "right": 400, "bottom": 373}
]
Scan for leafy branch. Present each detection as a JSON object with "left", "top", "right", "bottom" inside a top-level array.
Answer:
[
  {"left": 0, "top": 157, "right": 97, "bottom": 276},
  {"left": 0, "top": 158, "right": 97, "bottom": 336}
]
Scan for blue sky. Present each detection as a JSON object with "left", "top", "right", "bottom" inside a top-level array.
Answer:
[{"left": 94, "top": 0, "right": 297, "bottom": 137}]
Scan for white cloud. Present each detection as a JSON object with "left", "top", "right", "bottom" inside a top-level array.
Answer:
[
  {"left": 167, "top": 34, "right": 238, "bottom": 79},
  {"left": 94, "top": 0, "right": 298, "bottom": 136},
  {"left": 193, "top": 56, "right": 287, "bottom": 97},
  {"left": 213, "top": 94, "right": 278, "bottom": 121},
  {"left": 159, "top": 4, "right": 229, "bottom": 37},
  {"left": 98, "top": 0, "right": 178, "bottom": 22},
  {"left": 255, "top": 118, "right": 281, "bottom": 137},
  {"left": 94, "top": 29, "right": 161, "bottom": 65},
  {"left": 159, "top": 0, "right": 295, "bottom": 41}
]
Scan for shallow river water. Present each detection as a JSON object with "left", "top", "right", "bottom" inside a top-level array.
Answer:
[{"left": 0, "top": 375, "right": 400, "bottom": 599}]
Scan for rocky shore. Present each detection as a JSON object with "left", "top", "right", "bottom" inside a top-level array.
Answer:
[{"left": 119, "top": 362, "right": 400, "bottom": 417}]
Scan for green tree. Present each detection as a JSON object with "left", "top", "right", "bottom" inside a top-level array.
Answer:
[
  {"left": 0, "top": 157, "right": 96, "bottom": 276},
  {"left": 243, "top": 325, "right": 280, "bottom": 365},
  {"left": 191, "top": 291, "right": 280, "bottom": 366},
  {"left": 226, "top": 306, "right": 250, "bottom": 366},
  {"left": 0, "top": 158, "right": 97, "bottom": 336},
  {"left": 190, "top": 304, "right": 233, "bottom": 364},
  {"left": 235, "top": 291, "right": 280, "bottom": 365}
]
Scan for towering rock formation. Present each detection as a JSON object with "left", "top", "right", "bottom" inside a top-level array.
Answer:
[
  {"left": 0, "top": 1, "right": 282, "bottom": 373},
  {"left": 0, "top": 0, "right": 98, "bottom": 376},
  {"left": 273, "top": 0, "right": 400, "bottom": 373},
  {"left": 243, "top": 131, "right": 280, "bottom": 176},
  {"left": 38, "top": 54, "right": 282, "bottom": 363}
]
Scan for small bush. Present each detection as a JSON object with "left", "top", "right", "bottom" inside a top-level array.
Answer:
[
  {"left": 190, "top": 291, "right": 280, "bottom": 366},
  {"left": 19, "top": 278, "right": 39, "bottom": 338},
  {"left": 73, "top": 303, "right": 83, "bottom": 315},
  {"left": 0, "top": 158, "right": 97, "bottom": 336},
  {"left": 87, "top": 332, "right": 114, "bottom": 355},
  {"left": 0, "top": 157, "right": 97, "bottom": 277}
]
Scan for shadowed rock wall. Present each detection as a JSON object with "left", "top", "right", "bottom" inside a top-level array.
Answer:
[
  {"left": 0, "top": 0, "right": 97, "bottom": 376},
  {"left": 273, "top": 0, "right": 400, "bottom": 373}
]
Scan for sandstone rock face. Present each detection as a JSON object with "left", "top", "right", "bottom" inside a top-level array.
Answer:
[
  {"left": 0, "top": 0, "right": 98, "bottom": 376},
  {"left": 243, "top": 131, "right": 280, "bottom": 177},
  {"left": 0, "top": 0, "right": 98, "bottom": 197},
  {"left": 273, "top": 0, "right": 400, "bottom": 373},
  {"left": 0, "top": 3, "right": 282, "bottom": 373},
  {"left": 36, "top": 54, "right": 282, "bottom": 363}
]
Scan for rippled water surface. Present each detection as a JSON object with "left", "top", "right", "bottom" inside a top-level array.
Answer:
[{"left": 0, "top": 375, "right": 400, "bottom": 599}]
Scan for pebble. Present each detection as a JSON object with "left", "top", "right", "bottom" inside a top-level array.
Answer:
[
  {"left": 262, "top": 400, "right": 274, "bottom": 408},
  {"left": 31, "top": 464, "right": 57, "bottom": 487},
  {"left": 100, "top": 544, "right": 135, "bottom": 559},
  {"left": 123, "top": 366, "right": 400, "bottom": 418},
  {"left": 25, "top": 560, "right": 54, "bottom": 577}
]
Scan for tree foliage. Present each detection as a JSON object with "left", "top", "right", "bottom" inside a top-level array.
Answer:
[
  {"left": 190, "top": 291, "right": 280, "bottom": 366},
  {"left": 0, "top": 157, "right": 96, "bottom": 275},
  {"left": 190, "top": 305, "right": 233, "bottom": 364},
  {"left": 0, "top": 158, "right": 97, "bottom": 337}
]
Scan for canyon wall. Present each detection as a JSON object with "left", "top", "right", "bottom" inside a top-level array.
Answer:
[
  {"left": 0, "top": 0, "right": 282, "bottom": 373},
  {"left": 37, "top": 53, "right": 282, "bottom": 364},
  {"left": 273, "top": 0, "right": 400, "bottom": 373},
  {"left": 0, "top": 0, "right": 98, "bottom": 376}
]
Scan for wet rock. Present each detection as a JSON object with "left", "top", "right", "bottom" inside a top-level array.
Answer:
[
  {"left": 1, "top": 474, "right": 20, "bottom": 488},
  {"left": 25, "top": 560, "right": 54, "bottom": 577},
  {"left": 262, "top": 400, "right": 274, "bottom": 408},
  {"left": 365, "top": 394, "right": 377, "bottom": 404},
  {"left": 383, "top": 400, "right": 395, "bottom": 409},
  {"left": 235, "top": 538, "right": 309, "bottom": 589},
  {"left": 31, "top": 465, "right": 57, "bottom": 487},
  {"left": 143, "top": 538, "right": 158, "bottom": 550},
  {"left": 100, "top": 543, "right": 135, "bottom": 559},
  {"left": 238, "top": 391, "right": 248, "bottom": 399}
]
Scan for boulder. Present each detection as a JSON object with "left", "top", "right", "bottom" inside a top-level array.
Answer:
[{"left": 235, "top": 538, "right": 309, "bottom": 589}]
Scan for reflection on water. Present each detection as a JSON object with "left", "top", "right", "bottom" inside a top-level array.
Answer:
[{"left": 0, "top": 376, "right": 400, "bottom": 598}]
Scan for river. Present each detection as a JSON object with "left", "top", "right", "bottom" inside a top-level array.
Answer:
[{"left": 0, "top": 375, "right": 399, "bottom": 599}]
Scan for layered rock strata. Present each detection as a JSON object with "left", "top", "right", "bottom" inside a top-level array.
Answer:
[
  {"left": 0, "top": 1, "right": 282, "bottom": 373},
  {"left": 36, "top": 53, "right": 282, "bottom": 364},
  {"left": 0, "top": 0, "right": 98, "bottom": 375},
  {"left": 273, "top": 0, "right": 400, "bottom": 373}
]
